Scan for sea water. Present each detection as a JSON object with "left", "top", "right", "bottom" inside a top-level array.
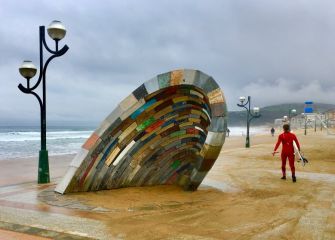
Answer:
[
  {"left": 228, "top": 126, "right": 269, "bottom": 136},
  {"left": 0, "top": 126, "right": 93, "bottom": 160},
  {"left": 0, "top": 125, "right": 269, "bottom": 160}
]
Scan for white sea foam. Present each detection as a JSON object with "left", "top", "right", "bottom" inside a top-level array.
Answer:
[
  {"left": 228, "top": 126, "right": 269, "bottom": 136},
  {"left": 0, "top": 130, "right": 93, "bottom": 142},
  {"left": 0, "top": 127, "right": 94, "bottom": 160}
]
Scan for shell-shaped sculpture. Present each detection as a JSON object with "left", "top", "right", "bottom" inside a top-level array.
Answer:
[{"left": 55, "top": 69, "right": 227, "bottom": 194}]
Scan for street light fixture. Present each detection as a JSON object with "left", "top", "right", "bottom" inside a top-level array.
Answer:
[
  {"left": 47, "top": 20, "right": 67, "bottom": 51},
  {"left": 18, "top": 20, "right": 69, "bottom": 184},
  {"left": 239, "top": 96, "right": 246, "bottom": 104},
  {"left": 47, "top": 20, "right": 66, "bottom": 40},
  {"left": 237, "top": 96, "right": 261, "bottom": 148},
  {"left": 19, "top": 60, "right": 37, "bottom": 80},
  {"left": 288, "top": 108, "right": 297, "bottom": 121}
]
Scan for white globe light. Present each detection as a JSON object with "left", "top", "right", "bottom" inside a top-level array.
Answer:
[
  {"left": 19, "top": 60, "right": 37, "bottom": 79},
  {"left": 47, "top": 20, "right": 66, "bottom": 40},
  {"left": 239, "top": 96, "right": 246, "bottom": 104},
  {"left": 253, "top": 107, "right": 260, "bottom": 114}
]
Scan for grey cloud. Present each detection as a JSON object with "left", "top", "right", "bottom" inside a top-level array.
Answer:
[
  {"left": 1, "top": 0, "right": 334, "bottom": 125},
  {"left": 242, "top": 78, "right": 335, "bottom": 108}
]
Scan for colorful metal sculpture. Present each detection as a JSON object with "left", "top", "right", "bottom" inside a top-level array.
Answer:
[{"left": 55, "top": 69, "right": 227, "bottom": 194}]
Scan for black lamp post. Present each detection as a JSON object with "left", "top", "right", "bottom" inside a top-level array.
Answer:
[
  {"left": 18, "top": 20, "right": 69, "bottom": 184},
  {"left": 237, "top": 96, "right": 261, "bottom": 148},
  {"left": 302, "top": 113, "right": 308, "bottom": 135}
]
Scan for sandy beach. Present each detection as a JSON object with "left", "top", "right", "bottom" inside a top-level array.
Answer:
[{"left": 0, "top": 129, "right": 334, "bottom": 239}]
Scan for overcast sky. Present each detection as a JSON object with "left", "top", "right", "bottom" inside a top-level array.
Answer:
[{"left": 1, "top": 0, "right": 334, "bottom": 125}]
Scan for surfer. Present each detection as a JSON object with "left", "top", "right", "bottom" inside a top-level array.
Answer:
[{"left": 272, "top": 124, "right": 300, "bottom": 182}]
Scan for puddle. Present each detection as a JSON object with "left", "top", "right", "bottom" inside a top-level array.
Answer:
[{"left": 200, "top": 178, "right": 240, "bottom": 192}]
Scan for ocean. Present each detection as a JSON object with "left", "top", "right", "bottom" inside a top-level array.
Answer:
[
  {"left": 0, "top": 126, "right": 94, "bottom": 160},
  {"left": 0, "top": 125, "right": 268, "bottom": 160},
  {"left": 228, "top": 126, "right": 269, "bottom": 137}
]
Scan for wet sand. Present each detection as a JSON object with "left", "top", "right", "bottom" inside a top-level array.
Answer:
[
  {"left": 70, "top": 130, "right": 335, "bottom": 239},
  {"left": 0, "top": 130, "right": 334, "bottom": 239},
  {"left": 0, "top": 154, "right": 74, "bottom": 187}
]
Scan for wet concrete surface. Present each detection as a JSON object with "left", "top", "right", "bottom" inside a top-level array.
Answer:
[{"left": 0, "top": 181, "right": 112, "bottom": 239}]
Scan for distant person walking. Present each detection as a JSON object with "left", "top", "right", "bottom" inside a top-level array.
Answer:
[
  {"left": 270, "top": 127, "right": 275, "bottom": 137},
  {"left": 272, "top": 124, "right": 301, "bottom": 182},
  {"left": 226, "top": 128, "right": 230, "bottom": 137}
]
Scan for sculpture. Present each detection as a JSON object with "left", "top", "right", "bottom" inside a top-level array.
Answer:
[{"left": 55, "top": 69, "right": 227, "bottom": 193}]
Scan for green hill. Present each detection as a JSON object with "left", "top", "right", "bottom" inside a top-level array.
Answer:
[{"left": 228, "top": 103, "right": 335, "bottom": 126}]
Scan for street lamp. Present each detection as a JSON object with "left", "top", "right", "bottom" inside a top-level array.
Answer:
[
  {"left": 288, "top": 108, "right": 297, "bottom": 121},
  {"left": 302, "top": 113, "right": 308, "bottom": 135},
  {"left": 289, "top": 109, "right": 297, "bottom": 129},
  {"left": 18, "top": 20, "right": 69, "bottom": 184},
  {"left": 237, "top": 96, "right": 261, "bottom": 148}
]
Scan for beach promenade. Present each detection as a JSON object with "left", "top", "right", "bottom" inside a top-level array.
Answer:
[{"left": 0, "top": 131, "right": 334, "bottom": 239}]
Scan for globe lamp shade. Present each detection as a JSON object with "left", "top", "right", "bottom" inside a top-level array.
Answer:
[
  {"left": 47, "top": 20, "right": 66, "bottom": 40},
  {"left": 19, "top": 60, "right": 37, "bottom": 79}
]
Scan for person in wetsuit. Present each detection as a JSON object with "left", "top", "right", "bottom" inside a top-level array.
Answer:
[
  {"left": 272, "top": 124, "right": 300, "bottom": 182},
  {"left": 270, "top": 127, "right": 275, "bottom": 137}
]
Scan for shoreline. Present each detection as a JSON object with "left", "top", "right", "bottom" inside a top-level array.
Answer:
[{"left": 1, "top": 124, "right": 302, "bottom": 162}]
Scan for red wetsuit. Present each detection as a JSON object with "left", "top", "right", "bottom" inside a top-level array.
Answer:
[{"left": 273, "top": 132, "right": 300, "bottom": 177}]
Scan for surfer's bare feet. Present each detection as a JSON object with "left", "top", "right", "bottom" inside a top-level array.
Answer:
[
  {"left": 292, "top": 176, "right": 296, "bottom": 182},
  {"left": 281, "top": 176, "right": 286, "bottom": 180}
]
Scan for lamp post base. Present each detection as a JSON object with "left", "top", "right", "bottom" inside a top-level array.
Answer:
[
  {"left": 245, "top": 135, "right": 250, "bottom": 148},
  {"left": 245, "top": 141, "right": 250, "bottom": 148},
  {"left": 38, "top": 149, "right": 50, "bottom": 184}
]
